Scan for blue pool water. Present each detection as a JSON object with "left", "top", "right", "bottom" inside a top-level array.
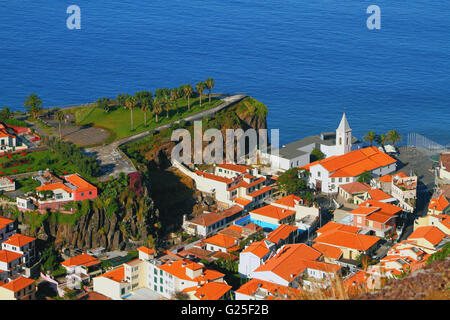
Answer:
[{"left": 0, "top": 1, "right": 449, "bottom": 145}]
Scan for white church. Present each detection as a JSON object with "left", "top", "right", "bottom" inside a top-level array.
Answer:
[{"left": 260, "top": 112, "right": 362, "bottom": 171}]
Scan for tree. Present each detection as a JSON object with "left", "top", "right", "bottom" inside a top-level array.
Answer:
[
  {"left": 24, "top": 94, "right": 43, "bottom": 119},
  {"left": 357, "top": 171, "right": 373, "bottom": 183},
  {"left": 125, "top": 96, "right": 137, "bottom": 130},
  {"left": 363, "top": 130, "right": 377, "bottom": 146},
  {"left": 310, "top": 147, "right": 325, "bottom": 162},
  {"left": 184, "top": 84, "right": 194, "bottom": 111},
  {"left": 41, "top": 245, "right": 61, "bottom": 274},
  {"left": 170, "top": 89, "right": 180, "bottom": 114},
  {"left": 277, "top": 168, "right": 307, "bottom": 195},
  {"left": 205, "top": 78, "right": 215, "bottom": 104},
  {"left": 196, "top": 81, "right": 205, "bottom": 107},
  {"left": 153, "top": 98, "right": 162, "bottom": 122},
  {"left": 387, "top": 130, "right": 402, "bottom": 147},
  {"left": 141, "top": 97, "right": 151, "bottom": 126},
  {"left": 54, "top": 110, "right": 65, "bottom": 139},
  {"left": 375, "top": 133, "right": 387, "bottom": 151},
  {"left": 0, "top": 107, "right": 11, "bottom": 122},
  {"left": 116, "top": 93, "right": 127, "bottom": 107}
]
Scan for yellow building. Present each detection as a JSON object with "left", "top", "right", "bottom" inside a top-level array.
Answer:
[{"left": 0, "top": 277, "right": 35, "bottom": 300}]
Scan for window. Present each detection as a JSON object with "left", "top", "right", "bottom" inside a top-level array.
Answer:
[
  {"left": 160, "top": 286, "right": 163, "bottom": 292},
  {"left": 160, "top": 269, "right": 163, "bottom": 276},
  {"left": 317, "top": 171, "right": 321, "bottom": 177},
  {"left": 121, "top": 288, "right": 125, "bottom": 295},
  {"left": 160, "top": 278, "right": 163, "bottom": 284},
  {"left": 339, "top": 178, "right": 342, "bottom": 183},
  {"left": 154, "top": 277, "right": 157, "bottom": 283},
  {"left": 154, "top": 268, "right": 157, "bottom": 275},
  {"left": 81, "top": 193, "right": 84, "bottom": 197}
]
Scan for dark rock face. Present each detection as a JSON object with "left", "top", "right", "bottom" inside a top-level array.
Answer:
[{"left": 1, "top": 183, "right": 158, "bottom": 251}]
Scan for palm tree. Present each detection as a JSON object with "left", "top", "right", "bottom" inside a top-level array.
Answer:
[
  {"left": 363, "top": 130, "right": 377, "bottom": 146},
  {"left": 24, "top": 94, "right": 43, "bottom": 119},
  {"left": 125, "top": 96, "right": 137, "bottom": 130},
  {"left": 205, "top": 78, "right": 214, "bottom": 104},
  {"left": 376, "top": 133, "right": 387, "bottom": 152},
  {"left": 141, "top": 98, "right": 151, "bottom": 126},
  {"left": 162, "top": 94, "right": 171, "bottom": 118},
  {"left": 116, "top": 94, "right": 127, "bottom": 107},
  {"left": 170, "top": 89, "right": 180, "bottom": 114},
  {"left": 387, "top": 130, "right": 402, "bottom": 147},
  {"left": 196, "top": 81, "right": 205, "bottom": 107},
  {"left": 54, "top": 110, "right": 65, "bottom": 139},
  {"left": 184, "top": 84, "right": 194, "bottom": 111},
  {"left": 153, "top": 98, "right": 162, "bottom": 122}
]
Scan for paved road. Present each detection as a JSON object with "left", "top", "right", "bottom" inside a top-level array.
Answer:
[{"left": 86, "top": 94, "right": 247, "bottom": 181}]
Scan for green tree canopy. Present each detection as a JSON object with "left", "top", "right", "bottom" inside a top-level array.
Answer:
[{"left": 277, "top": 168, "right": 307, "bottom": 195}]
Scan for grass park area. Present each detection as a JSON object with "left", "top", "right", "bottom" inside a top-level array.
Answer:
[{"left": 72, "top": 96, "right": 222, "bottom": 143}]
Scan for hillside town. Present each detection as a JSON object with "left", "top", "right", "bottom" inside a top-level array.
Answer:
[{"left": 0, "top": 111, "right": 448, "bottom": 300}]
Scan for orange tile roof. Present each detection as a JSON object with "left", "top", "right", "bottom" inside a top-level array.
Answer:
[
  {"left": 216, "top": 163, "right": 250, "bottom": 173},
  {"left": 0, "top": 277, "right": 34, "bottom": 293},
  {"left": 36, "top": 182, "right": 73, "bottom": 193},
  {"left": 314, "top": 230, "right": 380, "bottom": 252},
  {"left": 366, "top": 212, "right": 396, "bottom": 224},
  {"left": 316, "top": 222, "right": 360, "bottom": 235},
  {"left": 64, "top": 174, "right": 97, "bottom": 192},
  {"left": 301, "top": 147, "right": 397, "bottom": 178},
  {"left": 0, "top": 250, "right": 23, "bottom": 263},
  {"left": 235, "top": 278, "right": 301, "bottom": 299},
  {"left": 0, "top": 216, "right": 14, "bottom": 229},
  {"left": 379, "top": 174, "right": 393, "bottom": 183},
  {"left": 193, "top": 281, "right": 232, "bottom": 300},
  {"left": 312, "top": 243, "right": 343, "bottom": 260},
  {"left": 137, "top": 246, "right": 155, "bottom": 255},
  {"left": 196, "top": 171, "right": 232, "bottom": 184},
  {"left": 212, "top": 251, "right": 239, "bottom": 262},
  {"left": 359, "top": 200, "right": 403, "bottom": 215},
  {"left": 203, "top": 234, "right": 237, "bottom": 249},
  {"left": 61, "top": 253, "right": 99, "bottom": 267},
  {"left": 159, "top": 259, "right": 224, "bottom": 282},
  {"left": 189, "top": 212, "right": 224, "bottom": 227},
  {"left": 368, "top": 189, "right": 393, "bottom": 201},
  {"left": 97, "top": 266, "right": 126, "bottom": 283},
  {"left": 3, "top": 234, "right": 35, "bottom": 247},
  {"left": 248, "top": 186, "right": 272, "bottom": 198},
  {"left": 250, "top": 205, "right": 295, "bottom": 221},
  {"left": 253, "top": 244, "right": 332, "bottom": 282},
  {"left": 339, "top": 182, "right": 371, "bottom": 194},
  {"left": 241, "top": 240, "right": 271, "bottom": 258},
  {"left": 266, "top": 224, "right": 298, "bottom": 244},
  {"left": 393, "top": 172, "right": 408, "bottom": 178},
  {"left": 350, "top": 206, "right": 380, "bottom": 216},
  {"left": 428, "top": 195, "right": 450, "bottom": 212},
  {"left": 344, "top": 271, "right": 369, "bottom": 291},
  {"left": 233, "top": 197, "right": 252, "bottom": 206},
  {"left": 408, "top": 226, "right": 446, "bottom": 246},
  {"left": 274, "top": 194, "right": 301, "bottom": 207}
]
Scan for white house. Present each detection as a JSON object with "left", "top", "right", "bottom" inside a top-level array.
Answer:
[
  {"left": 0, "top": 217, "right": 15, "bottom": 245},
  {"left": 301, "top": 146, "right": 397, "bottom": 194},
  {"left": 1, "top": 234, "right": 36, "bottom": 267},
  {"left": 259, "top": 113, "right": 363, "bottom": 171},
  {"left": 238, "top": 240, "right": 276, "bottom": 278}
]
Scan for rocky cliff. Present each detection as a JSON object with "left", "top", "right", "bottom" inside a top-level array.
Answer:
[{"left": 1, "top": 173, "right": 160, "bottom": 251}]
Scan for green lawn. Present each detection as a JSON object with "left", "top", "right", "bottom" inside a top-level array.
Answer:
[
  {"left": 0, "top": 150, "right": 94, "bottom": 179},
  {"left": 74, "top": 96, "right": 222, "bottom": 143}
]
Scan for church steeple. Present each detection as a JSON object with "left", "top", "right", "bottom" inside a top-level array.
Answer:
[{"left": 336, "top": 112, "right": 352, "bottom": 155}]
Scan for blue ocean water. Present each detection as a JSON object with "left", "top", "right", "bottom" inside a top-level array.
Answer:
[{"left": 0, "top": 1, "right": 449, "bottom": 145}]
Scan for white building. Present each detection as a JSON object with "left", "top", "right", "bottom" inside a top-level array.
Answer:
[
  {"left": 259, "top": 113, "right": 362, "bottom": 171},
  {"left": 301, "top": 146, "right": 397, "bottom": 194},
  {"left": 0, "top": 217, "right": 15, "bottom": 245},
  {"left": 1, "top": 234, "right": 36, "bottom": 267}
]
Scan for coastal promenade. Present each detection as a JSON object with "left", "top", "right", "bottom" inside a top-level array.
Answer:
[{"left": 86, "top": 94, "right": 247, "bottom": 181}]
